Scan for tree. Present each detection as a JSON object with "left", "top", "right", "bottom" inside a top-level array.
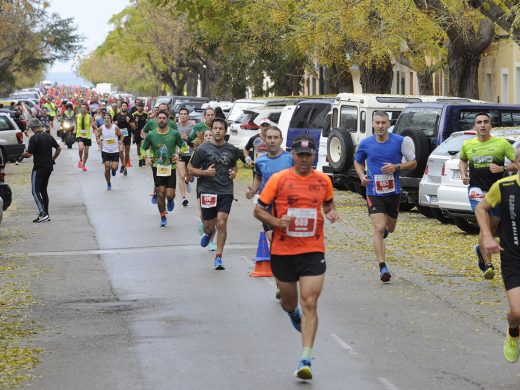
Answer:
[
  {"left": 0, "top": 0, "right": 82, "bottom": 94},
  {"left": 469, "top": 1, "right": 520, "bottom": 43}
]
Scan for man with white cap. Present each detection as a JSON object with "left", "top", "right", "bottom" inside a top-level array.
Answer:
[{"left": 23, "top": 118, "right": 61, "bottom": 222}]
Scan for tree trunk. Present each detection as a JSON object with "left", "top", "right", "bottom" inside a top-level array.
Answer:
[
  {"left": 417, "top": 70, "right": 434, "bottom": 95},
  {"left": 359, "top": 60, "right": 393, "bottom": 93},
  {"left": 322, "top": 65, "right": 353, "bottom": 94}
]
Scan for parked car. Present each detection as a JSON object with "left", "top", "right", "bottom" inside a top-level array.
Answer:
[
  {"left": 0, "top": 112, "right": 24, "bottom": 163},
  {"left": 436, "top": 128, "right": 520, "bottom": 233},
  {"left": 418, "top": 130, "right": 479, "bottom": 223},
  {"left": 277, "top": 105, "right": 296, "bottom": 150},
  {"left": 392, "top": 101, "right": 520, "bottom": 210},
  {"left": 0, "top": 148, "right": 12, "bottom": 222},
  {"left": 172, "top": 97, "right": 209, "bottom": 119},
  {"left": 226, "top": 98, "right": 299, "bottom": 127},
  {"left": 229, "top": 106, "right": 285, "bottom": 149}
]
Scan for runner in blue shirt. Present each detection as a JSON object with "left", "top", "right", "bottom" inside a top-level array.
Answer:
[{"left": 354, "top": 111, "right": 416, "bottom": 282}]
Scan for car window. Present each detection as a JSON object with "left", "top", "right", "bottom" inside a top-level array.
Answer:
[
  {"left": 289, "top": 104, "right": 313, "bottom": 128},
  {"left": 340, "top": 105, "right": 358, "bottom": 132},
  {"left": 434, "top": 134, "right": 476, "bottom": 156},
  {"left": 307, "top": 104, "right": 330, "bottom": 128},
  {"left": 500, "top": 111, "right": 520, "bottom": 127},
  {"left": 0, "top": 117, "right": 14, "bottom": 131},
  {"left": 394, "top": 108, "right": 441, "bottom": 136},
  {"left": 267, "top": 112, "right": 281, "bottom": 123},
  {"left": 458, "top": 111, "right": 498, "bottom": 131}
]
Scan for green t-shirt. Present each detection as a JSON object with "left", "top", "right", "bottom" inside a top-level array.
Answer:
[
  {"left": 188, "top": 121, "right": 210, "bottom": 140},
  {"left": 143, "top": 118, "right": 178, "bottom": 134},
  {"left": 460, "top": 136, "right": 515, "bottom": 191},
  {"left": 140, "top": 128, "right": 187, "bottom": 168}
]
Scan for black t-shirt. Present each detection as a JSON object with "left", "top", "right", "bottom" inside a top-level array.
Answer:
[
  {"left": 27, "top": 132, "right": 59, "bottom": 171},
  {"left": 115, "top": 111, "right": 133, "bottom": 136},
  {"left": 132, "top": 111, "right": 149, "bottom": 132}
]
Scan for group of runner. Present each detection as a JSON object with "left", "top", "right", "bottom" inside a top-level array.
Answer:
[{"left": 25, "top": 101, "right": 520, "bottom": 378}]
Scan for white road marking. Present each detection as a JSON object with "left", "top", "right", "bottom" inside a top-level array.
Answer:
[
  {"left": 379, "top": 377, "right": 400, "bottom": 390},
  {"left": 330, "top": 333, "right": 357, "bottom": 355}
]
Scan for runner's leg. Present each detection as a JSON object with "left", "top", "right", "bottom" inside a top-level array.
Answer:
[
  {"left": 299, "top": 274, "right": 325, "bottom": 349},
  {"left": 506, "top": 287, "right": 520, "bottom": 330},
  {"left": 277, "top": 279, "right": 298, "bottom": 313},
  {"left": 124, "top": 144, "right": 130, "bottom": 167},
  {"left": 215, "top": 212, "right": 229, "bottom": 254},
  {"left": 156, "top": 186, "right": 166, "bottom": 214},
  {"left": 479, "top": 216, "right": 500, "bottom": 266},
  {"left": 369, "top": 213, "right": 387, "bottom": 262},
  {"left": 83, "top": 145, "right": 89, "bottom": 165},
  {"left": 104, "top": 162, "right": 110, "bottom": 184}
]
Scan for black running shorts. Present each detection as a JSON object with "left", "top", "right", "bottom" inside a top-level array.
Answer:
[
  {"left": 152, "top": 167, "right": 177, "bottom": 189},
  {"left": 132, "top": 132, "right": 143, "bottom": 145},
  {"left": 366, "top": 194, "right": 400, "bottom": 219},
  {"left": 76, "top": 137, "right": 92, "bottom": 146},
  {"left": 501, "top": 253, "right": 520, "bottom": 290},
  {"left": 101, "top": 151, "right": 119, "bottom": 163},
  {"left": 198, "top": 193, "right": 234, "bottom": 220},
  {"left": 270, "top": 252, "right": 326, "bottom": 283},
  {"left": 122, "top": 135, "right": 132, "bottom": 146}
]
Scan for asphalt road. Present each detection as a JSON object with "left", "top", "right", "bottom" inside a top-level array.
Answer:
[{"left": 3, "top": 141, "right": 520, "bottom": 389}]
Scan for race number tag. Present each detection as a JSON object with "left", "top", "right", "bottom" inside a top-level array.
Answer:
[
  {"left": 156, "top": 164, "right": 172, "bottom": 177},
  {"left": 286, "top": 208, "right": 317, "bottom": 237},
  {"left": 201, "top": 194, "right": 217, "bottom": 208},
  {"left": 121, "top": 128, "right": 129, "bottom": 137},
  {"left": 374, "top": 174, "right": 395, "bottom": 194},
  {"left": 80, "top": 129, "right": 88, "bottom": 137},
  {"left": 469, "top": 187, "right": 485, "bottom": 202},
  {"left": 105, "top": 138, "right": 115, "bottom": 145}
]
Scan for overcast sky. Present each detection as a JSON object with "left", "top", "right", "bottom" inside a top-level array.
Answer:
[{"left": 47, "top": 0, "right": 129, "bottom": 73}]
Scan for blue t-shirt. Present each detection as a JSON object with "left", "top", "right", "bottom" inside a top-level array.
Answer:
[
  {"left": 255, "top": 151, "right": 293, "bottom": 192},
  {"left": 355, "top": 133, "right": 405, "bottom": 196}
]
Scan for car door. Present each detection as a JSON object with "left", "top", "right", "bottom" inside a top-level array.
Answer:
[
  {"left": 286, "top": 103, "right": 313, "bottom": 151},
  {"left": 306, "top": 103, "right": 332, "bottom": 166}
]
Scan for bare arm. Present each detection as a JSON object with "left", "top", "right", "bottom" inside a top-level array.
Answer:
[
  {"left": 253, "top": 204, "right": 291, "bottom": 229},
  {"left": 188, "top": 163, "right": 216, "bottom": 177},
  {"left": 354, "top": 160, "right": 370, "bottom": 187},
  {"left": 475, "top": 199, "right": 502, "bottom": 254},
  {"left": 460, "top": 159, "right": 469, "bottom": 185},
  {"left": 246, "top": 175, "right": 262, "bottom": 199}
]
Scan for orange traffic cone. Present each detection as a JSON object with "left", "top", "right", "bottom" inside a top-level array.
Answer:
[
  {"left": 126, "top": 158, "right": 132, "bottom": 168},
  {"left": 250, "top": 231, "right": 273, "bottom": 277}
]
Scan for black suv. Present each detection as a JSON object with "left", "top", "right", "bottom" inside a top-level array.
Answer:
[{"left": 393, "top": 102, "right": 520, "bottom": 210}]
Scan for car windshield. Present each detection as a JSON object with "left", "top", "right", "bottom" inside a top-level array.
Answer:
[
  {"left": 395, "top": 107, "right": 442, "bottom": 137},
  {"left": 228, "top": 102, "right": 264, "bottom": 122},
  {"left": 434, "top": 133, "right": 476, "bottom": 156}
]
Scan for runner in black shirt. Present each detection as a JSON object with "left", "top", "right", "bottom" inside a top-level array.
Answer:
[
  {"left": 131, "top": 102, "right": 148, "bottom": 167},
  {"left": 114, "top": 101, "right": 133, "bottom": 175},
  {"left": 23, "top": 118, "right": 61, "bottom": 223}
]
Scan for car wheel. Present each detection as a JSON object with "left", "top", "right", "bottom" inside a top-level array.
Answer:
[
  {"left": 353, "top": 181, "right": 367, "bottom": 199},
  {"left": 332, "top": 177, "right": 348, "bottom": 190},
  {"left": 0, "top": 185, "right": 12, "bottom": 211},
  {"left": 453, "top": 217, "right": 480, "bottom": 234},
  {"left": 399, "top": 198, "right": 415, "bottom": 212},
  {"left": 327, "top": 128, "right": 354, "bottom": 173},
  {"left": 416, "top": 204, "right": 434, "bottom": 217},
  {"left": 430, "top": 208, "right": 452, "bottom": 224},
  {"left": 400, "top": 129, "right": 429, "bottom": 178}
]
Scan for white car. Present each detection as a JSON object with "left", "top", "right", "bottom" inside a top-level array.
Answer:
[
  {"left": 437, "top": 128, "right": 520, "bottom": 233},
  {"left": 277, "top": 105, "right": 296, "bottom": 150},
  {"left": 229, "top": 106, "right": 284, "bottom": 149}
]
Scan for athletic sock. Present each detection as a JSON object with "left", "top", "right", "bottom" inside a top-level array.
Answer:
[
  {"left": 160, "top": 212, "right": 166, "bottom": 217},
  {"left": 288, "top": 308, "right": 299, "bottom": 319},
  {"left": 216, "top": 253, "right": 222, "bottom": 257},
  {"left": 379, "top": 262, "right": 387, "bottom": 271},
  {"left": 301, "top": 347, "right": 312, "bottom": 360},
  {"left": 509, "top": 327, "right": 519, "bottom": 337}
]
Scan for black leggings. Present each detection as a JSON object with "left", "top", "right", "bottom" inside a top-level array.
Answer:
[{"left": 32, "top": 170, "right": 52, "bottom": 214}]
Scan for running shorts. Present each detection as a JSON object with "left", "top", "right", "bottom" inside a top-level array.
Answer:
[
  {"left": 468, "top": 186, "right": 500, "bottom": 217},
  {"left": 501, "top": 253, "right": 520, "bottom": 290},
  {"left": 122, "top": 135, "right": 132, "bottom": 146},
  {"left": 270, "top": 252, "right": 326, "bottom": 282},
  {"left": 76, "top": 137, "right": 92, "bottom": 146},
  {"left": 198, "top": 193, "right": 234, "bottom": 220},
  {"left": 101, "top": 151, "right": 119, "bottom": 163},
  {"left": 180, "top": 155, "right": 191, "bottom": 164},
  {"left": 152, "top": 167, "right": 177, "bottom": 189},
  {"left": 366, "top": 194, "right": 400, "bottom": 219},
  {"left": 132, "top": 132, "right": 142, "bottom": 145}
]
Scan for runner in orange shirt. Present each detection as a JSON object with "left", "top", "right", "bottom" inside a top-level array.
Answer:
[{"left": 253, "top": 135, "right": 339, "bottom": 381}]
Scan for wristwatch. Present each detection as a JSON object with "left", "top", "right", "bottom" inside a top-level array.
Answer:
[
  {"left": 504, "top": 165, "right": 508, "bottom": 172},
  {"left": 395, "top": 164, "right": 401, "bottom": 172}
]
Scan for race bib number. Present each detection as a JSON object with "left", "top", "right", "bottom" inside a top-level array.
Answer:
[
  {"left": 286, "top": 208, "right": 317, "bottom": 237},
  {"left": 105, "top": 138, "right": 115, "bottom": 145},
  {"left": 156, "top": 164, "right": 172, "bottom": 177},
  {"left": 374, "top": 174, "right": 395, "bottom": 194},
  {"left": 80, "top": 129, "right": 88, "bottom": 137},
  {"left": 201, "top": 194, "right": 217, "bottom": 208},
  {"left": 255, "top": 151, "right": 267, "bottom": 159},
  {"left": 469, "top": 187, "right": 485, "bottom": 202},
  {"left": 121, "top": 128, "right": 129, "bottom": 137}
]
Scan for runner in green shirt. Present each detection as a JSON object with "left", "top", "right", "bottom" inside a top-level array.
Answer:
[
  {"left": 141, "top": 103, "right": 178, "bottom": 137},
  {"left": 140, "top": 110, "right": 187, "bottom": 227},
  {"left": 188, "top": 107, "right": 215, "bottom": 145}
]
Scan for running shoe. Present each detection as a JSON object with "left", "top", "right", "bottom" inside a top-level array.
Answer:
[
  {"left": 107, "top": 183, "right": 112, "bottom": 191},
  {"left": 474, "top": 244, "right": 486, "bottom": 272},
  {"left": 483, "top": 264, "right": 495, "bottom": 280},
  {"left": 380, "top": 266, "right": 391, "bottom": 283},
  {"left": 200, "top": 229, "right": 216, "bottom": 248},
  {"left": 139, "top": 159, "right": 144, "bottom": 167},
  {"left": 214, "top": 256, "right": 225, "bottom": 270},
  {"left": 151, "top": 194, "right": 157, "bottom": 205},
  {"left": 504, "top": 330, "right": 519, "bottom": 363},
  {"left": 82, "top": 166, "right": 87, "bottom": 172},
  {"left": 167, "top": 198, "right": 175, "bottom": 212},
  {"left": 77, "top": 160, "right": 83, "bottom": 168},
  {"left": 160, "top": 216, "right": 167, "bottom": 227},
  {"left": 33, "top": 212, "right": 49, "bottom": 223},
  {"left": 383, "top": 228, "right": 389, "bottom": 239},
  {"left": 295, "top": 359, "right": 312, "bottom": 380},
  {"left": 120, "top": 166, "right": 125, "bottom": 174},
  {"left": 111, "top": 169, "right": 117, "bottom": 177},
  {"left": 123, "top": 168, "right": 128, "bottom": 176},
  {"left": 209, "top": 241, "right": 217, "bottom": 251},
  {"left": 288, "top": 308, "right": 302, "bottom": 332},
  {"left": 182, "top": 197, "right": 189, "bottom": 207}
]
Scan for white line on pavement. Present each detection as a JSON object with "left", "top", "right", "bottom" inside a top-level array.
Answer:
[
  {"left": 379, "top": 377, "right": 400, "bottom": 390},
  {"left": 330, "top": 333, "right": 357, "bottom": 355}
]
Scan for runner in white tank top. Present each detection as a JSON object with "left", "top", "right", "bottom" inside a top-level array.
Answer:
[{"left": 95, "top": 114, "right": 123, "bottom": 190}]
